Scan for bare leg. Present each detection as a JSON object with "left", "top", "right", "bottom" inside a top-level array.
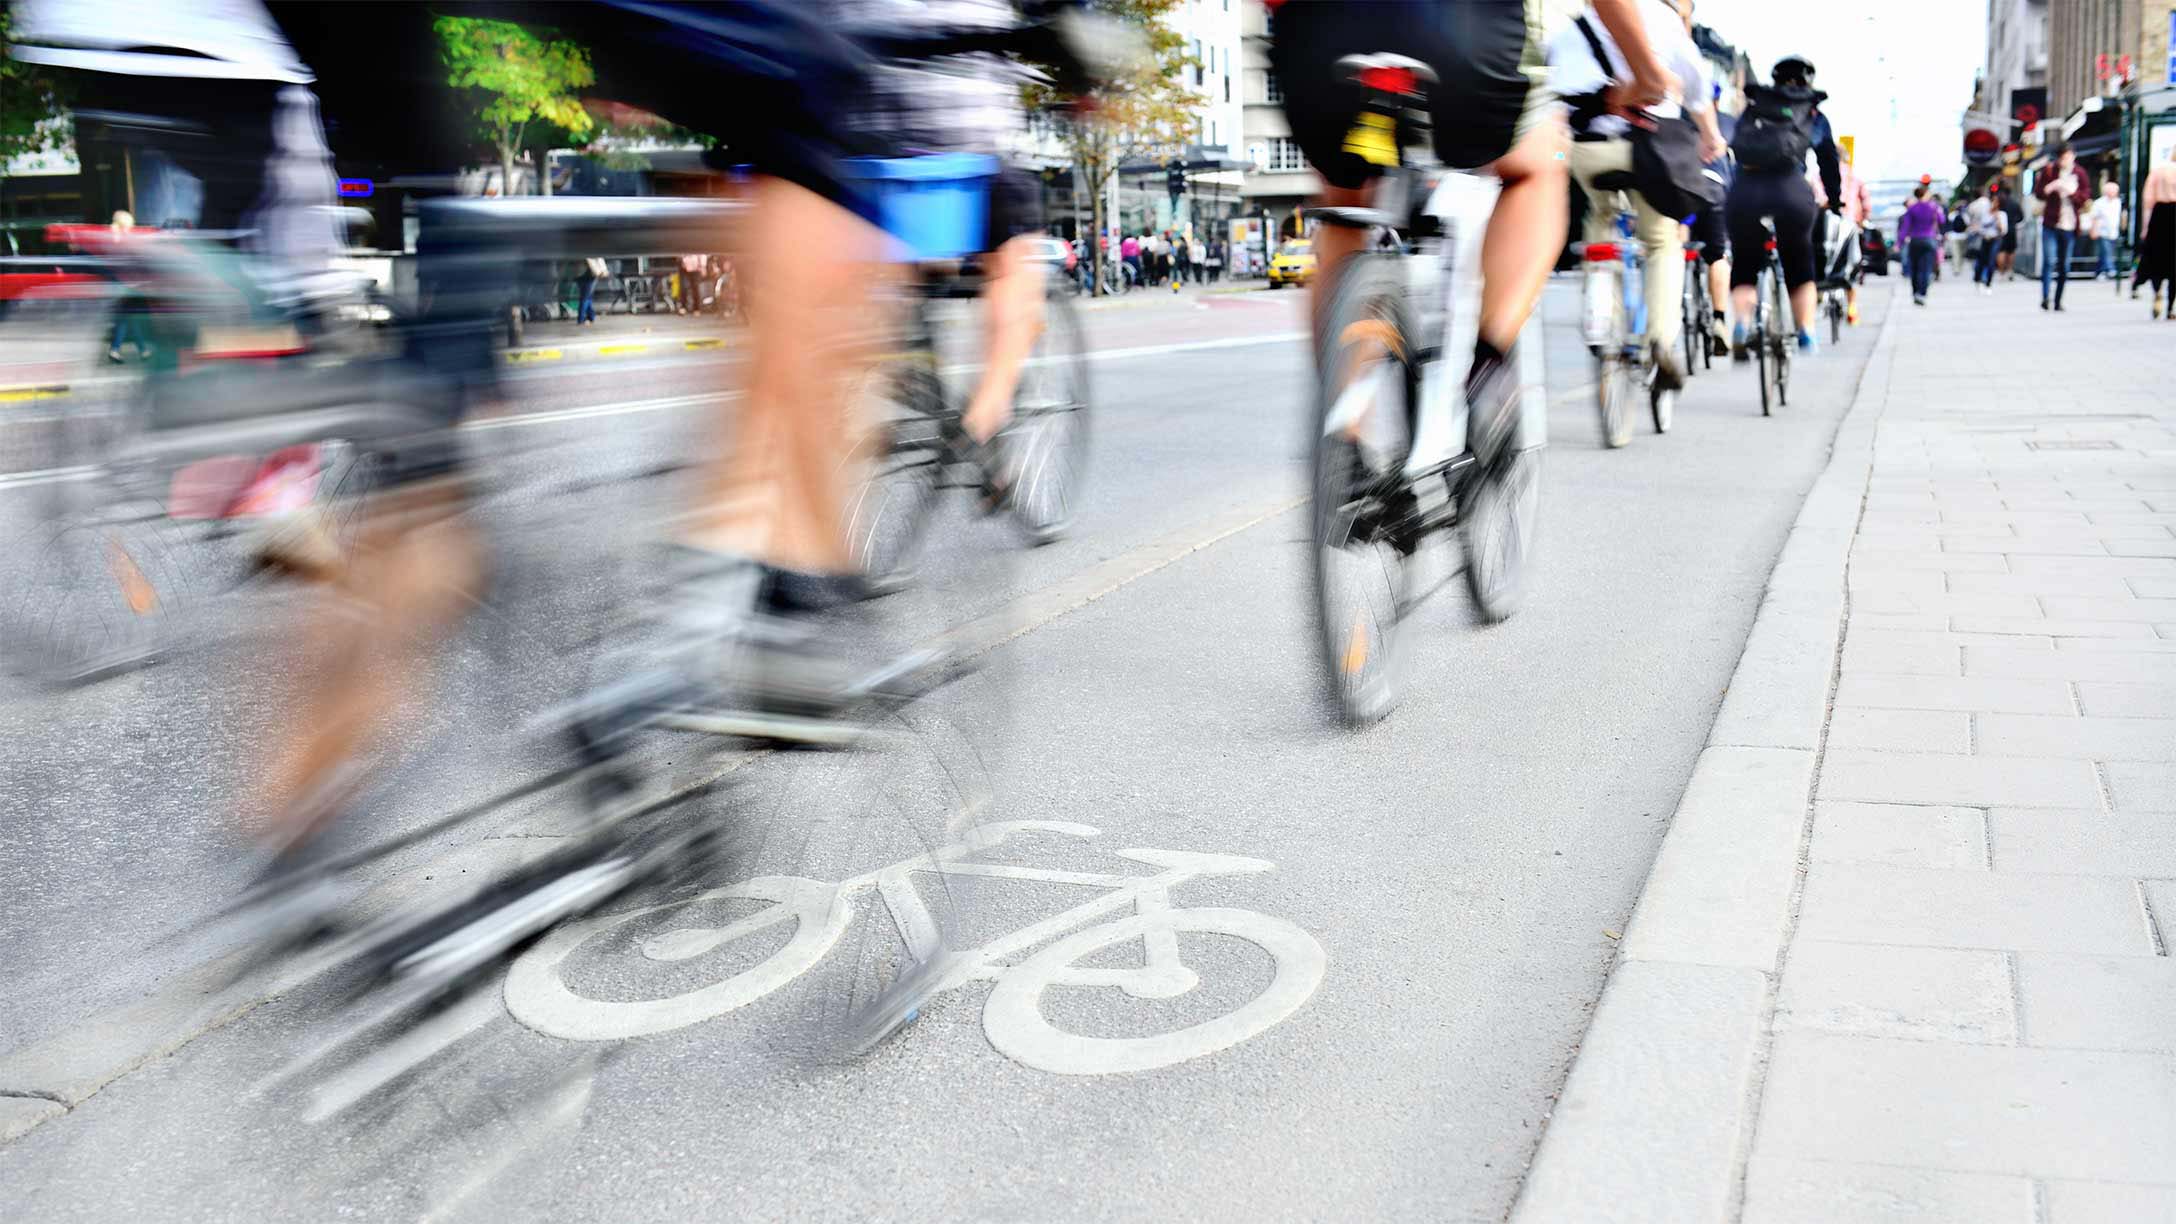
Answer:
[
  {"left": 1790, "top": 281, "right": 1817, "bottom": 332},
  {"left": 683, "top": 177, "right": 879, "bottom": 575},
  {"left": 1477, "top": 121, "right": 1570, "bottom": 353},
  {"left": 255, "top": 481, "right": 481, "bottom": 848},
  {"left": 962, "top": 235, "right": 1048, "bottom": 444},
  {"left": 1306, "top": 184, "right": 1371, "bottom": 351}
]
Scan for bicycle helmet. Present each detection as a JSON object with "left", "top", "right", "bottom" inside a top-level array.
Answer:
[{"left": 1772, "top": 54, "right": 1816, "bottom": 85}]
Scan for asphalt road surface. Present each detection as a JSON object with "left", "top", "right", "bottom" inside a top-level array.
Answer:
[{"left": 0, "top": 277, "right": 1891, "bottom": 1221}]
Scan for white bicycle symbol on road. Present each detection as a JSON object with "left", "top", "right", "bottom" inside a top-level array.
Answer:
[{"left": 503, "top": 820, "right": 1327, "bottom": 1075}]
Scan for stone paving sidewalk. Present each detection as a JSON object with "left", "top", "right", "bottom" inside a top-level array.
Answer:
[{"left": 1515, "top": 281, "right": 2176, "bottom": 1223}]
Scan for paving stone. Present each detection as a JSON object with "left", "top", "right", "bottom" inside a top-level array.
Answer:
[
  {"left": 1773, "top": 940, "right": 2013, "bottom": 1043},
  {"left": 1851, "top": 611, "right": 1954, "bottom": 632},
  {"left": 1755, "top": 1032, "right": 2176, "bottom": 1183},
  {"left": 1986, "top": 808, "right": 2176, "bottom": 876},
  {"left": 1940, "top": 536, "right": 2109, "bottom": 556},
  {"left": 1810, "top": 801, "right": 1986, "bottom": 869},
  {"left": 2007, "top": 556, "right": 2176, "bottom": 582},
  {"left": 1795, "top": 863, "right": 2149, "bottom": 955},
  {"left": 1947, "top": 571, "right": 2136, "bottom": 598},
  {"left": 1741, "top": 1157, "right": 2033, "bottom": 1224},
  {"left": 1975, "top": 714, "right": 2176, "bottom": 762},
  {"left": 1966, "top": 646, "right": 2176, "bottom": 682},
  {"left": 1819, "top": 750, "right": 2103, "bottom": 809},
  {"left": 2130, "top": 577, "right": 2176, "bottom": 598},
  {"left": 1832, "top": 673, "right": 2075, "bottom": 715},
  {"left": 1949, "top": 616, "right": 2160, "bottom": 639},
  {"left": 2015, "top": 954, "right": 2176, "bottom": 1054},
  {"left": 2041, "top": 596, "right": 2176, "bottom": 623},
  {"left": 1827, "top": 708, "right": 1972, "bottom": 755},
  {"left": 1839, "top": 634, "right": 1961, "bottom": 676},
  {"left": 2104, "top": 762, "right": 2176, "bottom": 811},
  {"left": 2042, "top": 1182, "right": 2176, "bottom": 1224},
  {"left": 1848, "top": 568, "right": 1947, "bottom": 597},
  {"left": 2075, "top": 682, "right": 2176, "bottom": 718},
  {"left": 2108, "top": 538, "right": 2176, "bottom": 558}
]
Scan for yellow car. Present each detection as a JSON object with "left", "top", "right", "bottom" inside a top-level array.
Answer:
[{"left": 1266, "top": 239, "right": 1316, "bottom": 288}]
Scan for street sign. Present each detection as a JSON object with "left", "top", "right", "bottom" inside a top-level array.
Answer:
[
  {"left": 336, "top": 178, "right": 374, "bottom": 198},
  {"left": 1964, "top": 128, "right": 2000, "bottom": 165}
]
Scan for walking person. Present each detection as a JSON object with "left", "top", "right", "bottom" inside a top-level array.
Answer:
[
  {"left": 2138, "top": 146, "right": 2176, "bottom": 318},
  {"left": 2086, "top": 180, "right": 2122, "bottom": 281},
  {"left": 1120, "top": 232, "right": 1141, "bottom": 288},
  {"left": 1966, "top": 182, "right": 2006, "bottom": 293},
  {"left": 1188, "top": 233, "right": 1205, "bottom": 285},
  {"left": 577, "top": 256, "right": 603, "bottom": 325},
  {"left": 1898, "top": 184, "right": 1944, "bottom": 305},
  {"left": 1997, "top": 183, "right": 2024, "bottom": 279},
  {"left": 2034, "top": 143, "right": 2090, "bottom": 311}
]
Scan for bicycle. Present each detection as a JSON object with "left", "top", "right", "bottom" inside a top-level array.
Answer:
[
  {"left": 1752, "top": 234, "right": 1790, "bottom": 416},
  {"left": 1680, "top": 242, "right": 1713, "bottom": 377},
  {"left": 1305, "top": 54, "right": 1546, "bottom": 725},
  {"left": 503, "top": 818, "right": 1326, "bottom": 1073},
  {"left": 1581, "top": 186, "right": 1672, "bottom": 443},
  {"left": 846, "top": 257, "right": 1091, "bottom": 595}
]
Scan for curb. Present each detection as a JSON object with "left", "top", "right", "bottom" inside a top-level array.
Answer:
[{"left": 1508, "top": 289, "right": 1900, "bottom": 1224}]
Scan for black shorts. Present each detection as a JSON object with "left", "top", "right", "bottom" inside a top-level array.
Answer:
[
  {"left": 1688, "top": 203, "right": 1729, "bottom": 264},
  {"left": 985, "top": 167, "right": 1045, "bottom": 251},
  {"left": 1269, "top": 0, "right": 1542, "bottom": 186}
]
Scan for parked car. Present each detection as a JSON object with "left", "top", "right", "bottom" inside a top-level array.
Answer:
[
  {"left": 1266, "top": 239, "right": 1316, "bottom": 289},
  {"left": 0, "top": 222, "right": 108, "bottom": 318}
]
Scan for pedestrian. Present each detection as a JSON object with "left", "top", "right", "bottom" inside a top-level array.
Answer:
[
  {"left": 1997, "top": 184, "right": 2024, "bottom": 279},
  {"left": 1188, "top": 233, "right": 1205, "bottom": 285},
  {"left": 1207, "top": 235, "right": 1223, "bottom": 283},
  {"left": 578, "top": 256, "right": 605, "bottom": 325},
  {"left": 104, "top": 209, "right": 147, "bottom": 362},
  {"left": 2086, "top": 179, "right": 2122, "bottom": 281},
  {"left": 1173, "top": 233, "right": 1190, "bottom": 284},
  {"left": 1965, "top": 182, "right": 2007, "bottom": 293},
  {"left": 1120, "top": 232, "right": 1141, "bottom": 288},
  {"left": 1897, "top": 184, "right": 1944, "bottom": 305},
  {"left": 2033, "top": 143, "right": 2090, "bottom": 311},
  {"left": 679, "top": 252, "right": 704, "bottom": 313},
  {"left": 2137, "top": 146, "right": 2176, "bottom": 318}
]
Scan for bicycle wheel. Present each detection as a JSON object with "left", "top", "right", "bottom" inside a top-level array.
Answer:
[
  {"left": 1309, "top": 254, "right": 1413, "bottom": 726},
  {"left": 843, "top": 362, "right": 946, "bottom": 596},
  {"left": 1006, "top": 287, "right": 1090, "bottom": 545},
  {"left": 1771, "top": 276, "right": 1793, "bottom": 408},
  {"left": 1462, "top": 436, "right": 1541, "bottom": 624},
  {"left": 1681, "top": 277, "right": 1701, "bottom": 380},
  {"left": 1755, "top": 304, "right": 1773, "bottom": 417}
]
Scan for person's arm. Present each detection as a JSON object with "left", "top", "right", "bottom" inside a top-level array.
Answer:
[
  {"left": 1589, "top": 0, "right": 1676, "bottom": 110},
  {"left": 1812, "top": 116, "right": 1844, "bottom": 208},
  {"left": 1695, "top": 101, "right": 1727, "bottom": 164}
]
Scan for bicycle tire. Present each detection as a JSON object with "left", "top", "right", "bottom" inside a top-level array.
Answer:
[
  {"left": 1755, "top": 287, "right": 1773, "bottom": 417},
  {"left": 1828, "top": 295, "right": 1843, "bottom": 345},
  {"left": 1462, "top": 433, "right": 1541, "bottom": 624},
  {"left": 1682, "top": 275, "right": 1701, "bottom": 380},
  {"left": 1006, "top": 286, "right": 1090, "bottom": 545},
  {"left": 1309, "top": 254, "right": 1412, "bottom": 726},
  {"left": 844, "top": 363, "right": 945, "bottom": 596},
  {"left": 1598, "top": 355, "right": 1634, "bottom": 449}
]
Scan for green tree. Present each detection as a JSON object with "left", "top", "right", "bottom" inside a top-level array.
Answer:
[
  {"left": 0, "top": 9, "right": 72, "bottom": 170},
  {"left": 1024, "top": 0, "right": 1199, "bottom": 294},
  {"left": 434, "top": 16, "right": 595, "bottom": 196}
]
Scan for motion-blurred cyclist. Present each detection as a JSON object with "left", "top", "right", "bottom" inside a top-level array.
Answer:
[
  {"left": 1266, "top": 0, "right": 1677, "bottom": 462},
  {"left": 1723, "top": 53, "right": 1843, "bottom": 359},
  {"left": 1549, "top": 0, "right": 1728, "bottom": 392}
]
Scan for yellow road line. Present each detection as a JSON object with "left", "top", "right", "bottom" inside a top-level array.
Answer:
[
  {"left": 682, "top": 338, "right": 724, "bottom": 351},
  {"left": 0, "top": 385, "right": 70, "bottom": 403},
  {"left": 598, "top": 343, "right": 648, "bottom": 356},
  {"left": 504, "top": 349, "right": 563, "bottom": 363}
]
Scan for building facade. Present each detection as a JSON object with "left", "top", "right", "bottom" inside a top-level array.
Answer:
[
  {"left": 2048, "top": 0, "right": 2176, "bottom": 121},
  {"left": 1986, "top": 0, "right": 2053, "bottom": 128}
]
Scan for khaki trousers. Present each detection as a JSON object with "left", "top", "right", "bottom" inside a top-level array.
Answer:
[{"left": 1570, "top": 138, "right": 1685, "bottom": 354}]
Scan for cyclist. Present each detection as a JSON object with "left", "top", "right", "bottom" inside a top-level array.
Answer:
[
  {"left": 1549, "top": 0, "right": 1728, "bottom": 392},
  {"left": 1809, "top": 144, "right": 1872, "bottom": 325},
  {"left": 1685, "top": 86, "right": 1734, "bottom": 357},
  {"left": 1724, "top": 53, "right": 1843, "bottom": 360},
  {"left": 1267, "top": 0, "right": 1680, "bottom": 461}
]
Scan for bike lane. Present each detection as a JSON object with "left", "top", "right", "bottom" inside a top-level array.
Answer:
[{"left": 0, "top": 282, "right": 1898, "bottom": 1220}]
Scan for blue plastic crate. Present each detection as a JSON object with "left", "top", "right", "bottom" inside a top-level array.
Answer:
[{"left": 845, "top": 153, "right": 998, "bottom": 262}]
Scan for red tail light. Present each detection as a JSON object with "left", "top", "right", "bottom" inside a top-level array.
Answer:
[
  {"left": 1584, "top": 242, "right": 1621, "bottom": 262},
  {"left": 1763, "top": 238, "right": 1779, "bottom": 252},
  {"left": 1356, "top": 66, "right": 1420, "bottom": 96},
  {"left": 1684, "top": 249, "right": 1701, "bottom": 262}
]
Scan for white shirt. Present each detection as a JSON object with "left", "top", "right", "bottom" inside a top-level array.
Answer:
[
  {"left": 1546, "top": 1, "right": 1709, "bottom": 139},
  {"left": 2086, "top": 194, "right": 2122, "bottom": 239}
]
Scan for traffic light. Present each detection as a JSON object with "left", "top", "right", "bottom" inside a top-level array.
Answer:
[{"left": 1167, "top": 163, "right": 1185, "bottom": 201}]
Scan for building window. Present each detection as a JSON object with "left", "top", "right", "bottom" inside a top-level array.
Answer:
[
  {"left": 1268, "top": 137, "right": 1307, "bottom": 172},
  {"left": 1210, "top": 120, "right": 1219, "bottom": 147},
  {"left": 1225, "top": 74, "right": 1231, "bottom": 103},
  {"left": 1265, "top": 71, "right": 1282, "bottom": 104},
  {"left": 1194, "top": 38, "right": 1204, "bottom": 86}
]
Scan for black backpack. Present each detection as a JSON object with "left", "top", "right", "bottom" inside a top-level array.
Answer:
[{"left": 1731, "top": 83, "right": 1822, "bottom": 173}]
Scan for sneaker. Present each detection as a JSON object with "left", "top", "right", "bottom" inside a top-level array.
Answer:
[
  {"left": 1912, "top": 295, "right": 1925, "bottom": 306},
  {"left": 1464, "top": 347, "right": 1521, "bottom": 468},
  {"left": 1796, "top": 329, "right": 1818, "bottom": 355},
  {"left": 1729, "top": 323, "right": 1751, "bottom": 364},
  {"left": 1650, "top": 342, "right": 1686, "bottom": 393},
  {"left": 1846, "top": 302, "right": 1860, "bottom": 325}
]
